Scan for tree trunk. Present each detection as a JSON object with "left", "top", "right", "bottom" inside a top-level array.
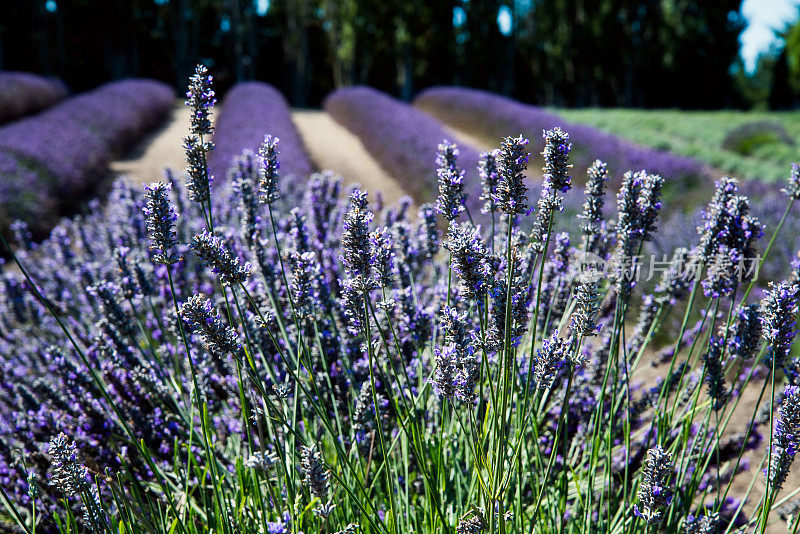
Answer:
[{"left": 284, "top": 0, "right": 310, "bottom": 106}]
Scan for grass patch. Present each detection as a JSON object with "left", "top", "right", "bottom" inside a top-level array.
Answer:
[{"left": 556, "top": 108, "right": 800, "bottom": 183}]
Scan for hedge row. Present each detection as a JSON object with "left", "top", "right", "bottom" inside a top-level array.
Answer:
[{"left": 0, "top": 71, "right": 68, "bottom": 124}]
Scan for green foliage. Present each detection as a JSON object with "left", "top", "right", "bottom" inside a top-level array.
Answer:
[{"left": 558, "top": 108, "right": 800, "bottom": 182}]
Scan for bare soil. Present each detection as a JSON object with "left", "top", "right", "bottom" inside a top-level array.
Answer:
[
  {"left": 110, "top": 101, "right": 190, "bottom": 185},
  {"left": 292, "top": 110, "right": 410, "bottom": 205}
]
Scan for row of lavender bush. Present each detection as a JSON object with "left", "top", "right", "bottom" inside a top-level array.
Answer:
[
  {"left": 208, "top": 81, "right": 314, "bottom": 184},
  {"left": 325, "top": 86, "right": 484, "bottom": 213},
  {"left": 0, "top": 71, "right": 68, "bottom": 125},
  {"left": 414, "top": 86, "right": 712, "bottom": 189},
  {"left": 0, "top": 79, "right": 174, "bottom": 235}
]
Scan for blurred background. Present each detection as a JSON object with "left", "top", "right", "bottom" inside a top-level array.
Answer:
[{"left": 1, "top": 0, "right": 798, "bottom": 110}]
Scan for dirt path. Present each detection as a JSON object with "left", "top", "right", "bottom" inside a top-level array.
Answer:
[
  {"left": 292, "top": 110, "right": 410, "bottom": 205},
  {"left": 110, "top": 101, "right": 189, "bottom": 185},
  {"left": 112, "top": 106, "right": 410, "bottom": 207}
]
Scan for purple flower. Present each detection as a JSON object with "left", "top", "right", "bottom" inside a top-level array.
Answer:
[
  {"left": 782, "top": 162, "right": 800, "bottom": 200},
  {"left": 702, "top": 335, "right": 728, "bottom": 411},
  {"left": 635, "top": 446, "right": 674, "bottom": 525},
  {"left": 143, "top": 182, "right": 180, "bottom": 265},
  {"left": 290, "top": 251, "right": 322, "bottom": 319},
  {"left": 579, "top": 159, "right": 608, "bottom": 252},
  {"left": 300, "top": 444, "right": 330, "bottom": 500},
  {"left": 495, "top": 135, "right": 530, "bottom": 216},
  {"left": 542, "top": 127, "right": 572, "bottom": 193},
  {"left": 530, "top": 178, "right": 563, "bottom": 253},
  {"left": 259, "top": 134, "right": 281, "bottom": 205},
  {"left": 478, "top": 149, "right": 500, "bottom": 215},
  {"left": 766, "top": 385, "right": 800, "bottom": 493},
  {"left": 435, "top": 139, "right": 466, "bottom": 222},
  {"left": 48, "top": 433, "right": 88, "bottom": 496},
  {"left": 180, "top": 294, "right": 240, "bottom": 356},
  {"left": 370, "top": 227, "right": 395, "bottom": 288},
  {"left": 341, "top": 189, "right": 374, "bottom": 289},
  {"left": 725, "top": 304, "right": 762, "bottom": 360},
  {"left": 446, "top": 223, "right": 492, "bottom": 302},
  {"left": 184, "top": 135, "right": 213, "bottom": 204},
  {"left": 185, "top": 64, "right": 216, "bottom": 136},
  {"left": 533, "top": 333, "right": 569, "bottom": 390},
  {"left": 191, "top": 230, "right": 252, "bottom": 286},
  {"left": 759, "top": 281, "right": 799, "bottom": 368},
  {"left": 434, "top": 342, "right": 479, "bottom": 404},
  {"left": 570, "top": 273, "right": 601, "bottom": 337}
]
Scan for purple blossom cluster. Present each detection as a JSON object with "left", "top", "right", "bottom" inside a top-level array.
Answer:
[
  {"left": 0, "top": 71, "right": 68, "bottom": 124},
  {"left": 325, "top": 86, "right": 483, "bottom": 215},
  {"left": 414, "top": 86, "right": 710, "bottom": 188},
  {"left": 0, "top": 79, "right": 173, "bottom": 237},
  {"left": 208, "top": 82, "right": 314, "bottom": 185}
]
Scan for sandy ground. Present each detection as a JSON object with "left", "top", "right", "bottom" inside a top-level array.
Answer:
[
  {"left": 110, "top": 101, "right": 189, "bottom": 185},
  {"left": 292, "top": 110, "right": 410, "bottom": 204},
  {"left": 110, "top": 107, "right": 410, "bottom": 207}
]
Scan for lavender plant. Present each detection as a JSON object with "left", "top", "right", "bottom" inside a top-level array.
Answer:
[
  {"left": 3, "top": 66, "right": 800, "bottom": 534},
  {"left": 0, "top": 71, "right": 67, "bottom": 124}
]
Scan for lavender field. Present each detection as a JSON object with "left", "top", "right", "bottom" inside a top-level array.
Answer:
[{"left": 2, "top": 58, "right": 800, "bottom": 534}]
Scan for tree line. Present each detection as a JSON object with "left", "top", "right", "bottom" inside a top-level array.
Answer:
[{"left": 0, "top": 0, "right": 763, "bottom": 109}]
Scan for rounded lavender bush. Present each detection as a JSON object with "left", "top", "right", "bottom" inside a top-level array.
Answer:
[
  {"left": 0, "top": 71, "right": 68, "bottom": 124},
  {"left": 209, "top": 81, "right": 314, "bottom": 185}
]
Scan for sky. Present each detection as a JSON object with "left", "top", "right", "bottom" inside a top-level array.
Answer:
[{"left": 741, "top": 0, "right": 800, "bottom": 70}]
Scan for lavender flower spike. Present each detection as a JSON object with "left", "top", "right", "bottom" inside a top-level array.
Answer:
[
  {"left": 143, "top": 182, "right": 180, "bottom": 265},
  {"left": 766, "top": 384, "right": 800, "bottom": 493},
  {"left": 782, "top": 162, "right": 800, "bottom": 200},
  {"left": 494, "top": 135, "right": 530, "bottom": 216},
  {"left": 530, "top": 178, "right": 562, "bottom": 253},
  {"left": 180, "top": 294, "right": 240, "bottom": 356},
  {"left": 702, "top": 335, "right": 728, "bottom": 411},
  {"left": 184, "top": 135, "right": 213, "bottom": 203},
  {"left": 191, "top": 230, "right": 252, "bottom": 286},
  {"left": 634, "top": 446, "right": 675, "bottom": 525},
  {"left": 760, "top": 281, "right": 800, "bottom": 368},
  {"left": 49, "top": 433, "right": 89, "bottom": 496},
  {"left": 259, "top": 134, "right": 281, "bottom": 205},
  {"left": 341, "top": 189, "right": 374, "bottom": 289},
  {"left": 446, "top": 222, "right": 492, "bottom": 302},
  {"left": 570, "top": 272, "right": 601, "bottom": 337},
  {"left": 542, "top": 127, "right": 572, "bottom": 193},
  {"left": 696, "top": 177, "right": 739, "bottom": 262},
  {"left": 290, "top": 251, "right": 322, "bottom": 319},
  {"left": 533, "top": 333, "right": 570, "bottom": 390},
  {"left": 478, "top": 149, "right": 500, "bottom": 215},
  {"left": 725, "top": 304, "right": 762, "bottom": 360},
  {"left": 436, "top": 139, "right": 465, "bottom": 222},
  {"left": 579, "top": 159, "right": 608, "bottom": 241},
  {"left": 457, "top": 509, "right": 487, "bottom": 534},
  {"left": 185, "top": 64, "right": 216, "bottom": 136},
  {"left": 300, "top": 444, "right": 330, "bottom": 500},
  {"left": 370, "top": 227, "right": 395, "bottom": 288}
]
